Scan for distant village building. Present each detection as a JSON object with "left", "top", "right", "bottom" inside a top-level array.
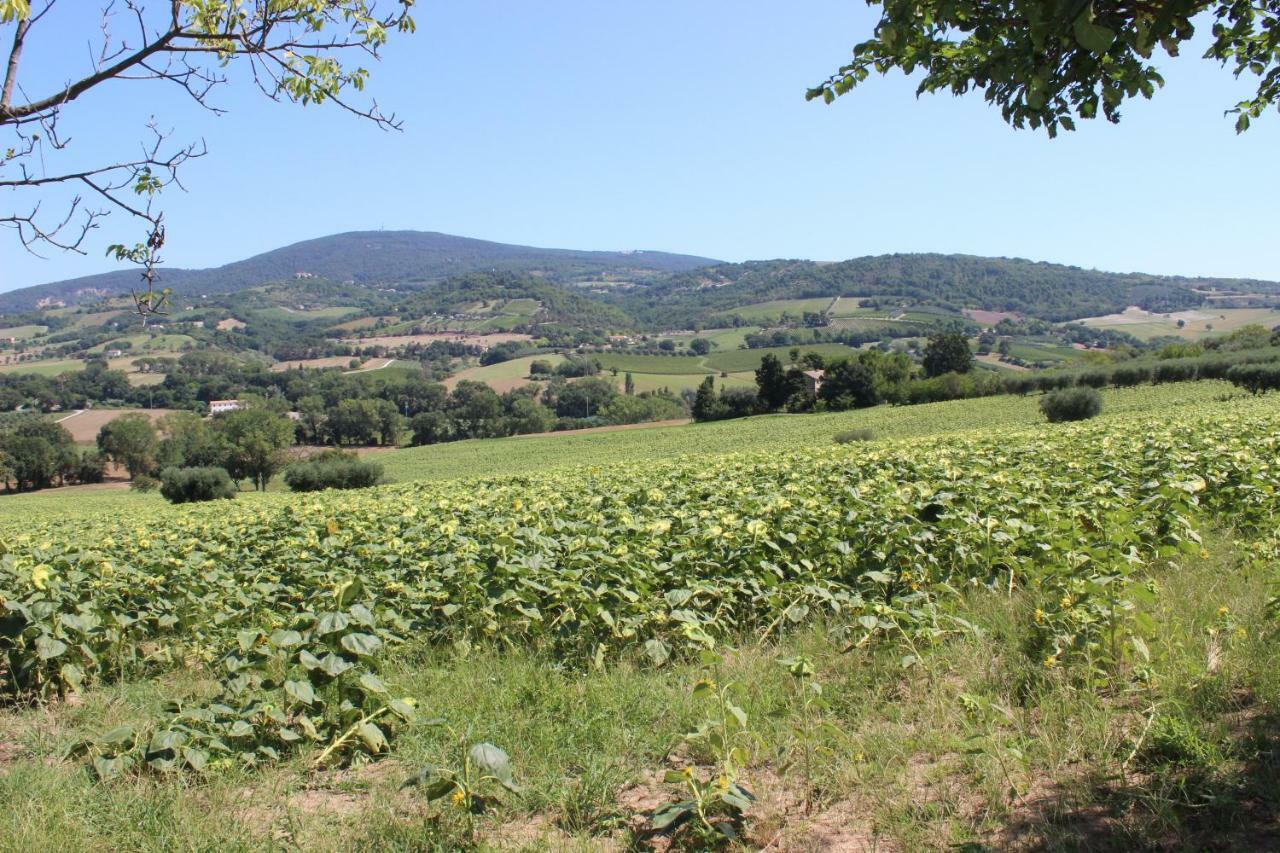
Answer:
[
  {"left": 802, "top": 369, "right": 825, "bottom": 395},
  {"left": 104, "top": 349, "right": 124, "bottom": 358},
  {"left": 209, "top": 399, "right": 243, "bottom": 415}
]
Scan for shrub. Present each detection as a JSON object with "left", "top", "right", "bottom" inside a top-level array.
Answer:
[
  {"left": 1075, "top": 371, "right": 1109, "bottom": 389},
  {"left": 1153, "top": 360, "right": 1196, "bottom": 384},
  {"left": 1110, "top": 365, "right": 1151, "bottom": 387},
  {"left": 1226, "top": 363, "right": 1280, "bottom": 395},
  {"left": 160, "top": 466, "right": 237, "bottom": 503},
  {"left": 283, "top": 457, "right": 384, "bottom": 492},
  {"left": 1040, "top": 387, "right": 1102, "bottom": 423},
  {"left": 73, "top": 451, "right": 108, "bottom": 485},
  {"left": 834, "top": 428, "right": 875, "bottom": 444},
  {"left": 130, "top": 473, "right": 160, "bottom": 493}
]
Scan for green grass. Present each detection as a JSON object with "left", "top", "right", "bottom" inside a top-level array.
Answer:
[
  {"left": 828, "top": 296, "right": 869, "bottom": 317},
  {"left": 447, "top": 354, "right": 565, "bottom": 387},
  {"left": 1004, "top": 340, "right": 1081, "bottom": 365},
  {"left": 2, "top": 381, "right": 1277, "bottom": 850},
  {"left": 610, "top": 370, "right": 754, "bottom": 395},
  {"left": 0, "top": 358, "right": 85, "bottom": 377},
  {"left": 376, "top": 381, "right": 1235, "bottom": 485},
  {"left": 714, "top": 297, "right": 835, "bottom": 322},
  {"left": 500, "top": 298, "right": 539, "bottom": 316},
  {"left": 253, "top": 306, "right": 361, "bottom": 323},
  {"left": 87, "top": 334, "right": 196, "bottom": 355},
  {"left": 0, "top": 382, "right": 1241, "bottom": 522},
  {"left": 702, "top": 343, "right": 857, "bottom": 373},
  {"left": 2, "top": 525, "right": 1274, "bottom": 850},
  {"left": 0, "top": 324, "right": 48, "bottom": 340},
  {"left": 593, "top": 353, "right": 713, "bottom": 375}
]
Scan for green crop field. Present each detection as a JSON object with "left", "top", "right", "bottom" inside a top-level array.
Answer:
[
  {"left": 594, "top": 353, "right": 714, "bottom": 375},
  {"left": 375, "top": 381, "right": 1235, "bottom": 485},
  {"left": 444, "top": 354, "right": 565, "bottom": 390},
  {"left": 702, "top": 343, "right": 858, "bottom": 373},
  {"left": 611, "top": 369, "right": 755, "bottom": 395},
  {"left": 714, "top": 297, "right": 836, "bottom": 322},
  {"left": 2, "top": 380, "right": 1278, "bottom": 849},
  {"left": 88, "top": 334, "right": 196, "bottom": 355},
  {"left": 0, "top": 377, "right": 1275, "bottom": 847},
  {"left": 0, "top": 324, "right": 48, "bottom": 340},
  {"left": 500, "top": 298, "right": 539, "bottom": 316},
  {"left": 1004, "top": 340, "right": 1081, "bottom": 365},
  {"left": 254, "top": 306, "right": 362, "bottom": 323},
  {"left": 0, "top": 357, "right": 85, "bottom": 377}
]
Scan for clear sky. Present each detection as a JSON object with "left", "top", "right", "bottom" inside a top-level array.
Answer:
[{"left": 2, "top": 1, "right": 1277, "bottom": 293}]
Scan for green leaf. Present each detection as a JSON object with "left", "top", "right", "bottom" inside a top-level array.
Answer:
[
  {"left": 358, "top": 722, "right": 388, "bottom": 753},
  {"left": 98, "top": 725, "right": 136, "bottom": 748},
  {"left": 649, "top": 801, "right": 695, "bottom": 831},
  {"left": 270, "top": 629, "right": 303, "bottom": 648},
  {"left": 315, "top": 612, "right": 351, "bottom": 636},
  {"left": 1073, "top": 15, "right": 1116, "bottom": 55},
  {"left": 469, "top": 742, "right": 520, "bottom": 792},
  {"left": 284, "top": 679, "right": 317, "bottom": 705},
  {"left": 387, "top": 698, "right": 417, "bottom": 722},
  {"left": 317, "top": 653, "right": 353, "bottom": 677},
  {"left": 644, "top": 639, "right": 670, "bottom": 665},
  {"left": 359, "top": 673, "right": 388, "bottom": 694},
  {"left": 340, "top": 632, "right": 383, "bottom": 656},
  {"left": 35, "top": 635, "right": 67, "bottom": 660},
  {"left": 181, "top": 747, "right": 208, "bottom": 771}
]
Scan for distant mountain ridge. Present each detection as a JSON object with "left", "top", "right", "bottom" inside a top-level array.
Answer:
[
  {"left": 613, "top": 254, "right": 1280, "bottom": 325},
  {"left": 5, "top": 231, "right": 1278, "bottom": 325},
  {"left": 0, "top": 231, "right": 720, "bottom": 312}
]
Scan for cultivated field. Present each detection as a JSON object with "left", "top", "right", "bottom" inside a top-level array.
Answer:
[
  {"left": 271, "top": 357, "right": 356, "bottom": 372},
  {"left": 341, "top": 332, "right": 533, "bottom": 350},
  {"left": 1077, "top": 305, "right": 1280, "bottom": 341},
  {"left": 442, "top": 354, "right": 566, "bottom": 392},
  {"left": 1, "top": 382, "right": 1277, "bottom": 849},
  {"left": 53, "top": 407, "right": 177, "bottom": 444},
  {"left": 0, "top": 358, "right": 85, "bottom": 377},
  {"left": 0, "top": 325, "right": 47, "bottom": 340}
]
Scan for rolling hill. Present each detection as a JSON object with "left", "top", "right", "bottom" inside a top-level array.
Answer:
[
  {"left": 0, "top": 231, "right": 720, "bottom": 312},
  {"left": 611, "top": 254, "right": 1280, "bottom": 325}
]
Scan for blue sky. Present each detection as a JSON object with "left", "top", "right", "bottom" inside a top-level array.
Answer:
[{"left": 2, "top": 0, "right": 1277, "bottom": 293}]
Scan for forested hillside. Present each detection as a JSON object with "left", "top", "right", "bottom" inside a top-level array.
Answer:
[
  {"left": 614, "top": 254, "right": 1280, "bottom": 325},
  {"left": 0, "top": 231, "right": 719, "bottom": 312}
]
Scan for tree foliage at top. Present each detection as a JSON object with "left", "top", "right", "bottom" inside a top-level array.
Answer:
[{"left": 808, "top": 0, "right": 1280, "bottom": 135}]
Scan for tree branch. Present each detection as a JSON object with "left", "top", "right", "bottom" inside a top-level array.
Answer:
[{"left": 0, "top": 15, "right": 28, "bottom": 110}]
